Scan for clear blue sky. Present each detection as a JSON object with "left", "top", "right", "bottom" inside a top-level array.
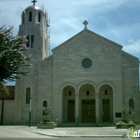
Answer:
[{"left": 0, "top": 0, "right": 140, "bottom": 85}]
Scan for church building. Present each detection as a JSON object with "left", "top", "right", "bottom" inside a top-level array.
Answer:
[{"left": 0, "top": 1, "right": 140, "bottom": 126}]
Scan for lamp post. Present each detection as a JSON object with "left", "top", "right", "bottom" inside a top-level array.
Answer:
[
  {"left": 131, "top": 95, "right": 135, "bottom": 122},
  {"left": 29, "top": 97, "right": 32, "bottom": 127}
]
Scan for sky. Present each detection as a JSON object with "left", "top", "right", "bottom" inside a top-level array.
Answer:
[{"left": 0, "top": 0, "right": 140, "bottom": 85}]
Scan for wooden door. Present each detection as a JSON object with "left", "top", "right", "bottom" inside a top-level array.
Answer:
[
  {"left": 102, "top": 99, "right": 110, "bottom": 122},
  {"left": 89, "top": 104, "right": 95, "bottom": 122},
  {"left": 67, "top": 100, "right": 75, "bottom": 122},
  {"left": 82, "top": 104, "right": 88, "bottom": 122},
  {"left": 82, "top": 99, "right": 95, "bottom": 122},
  {"left": 0, "top": 101, "right": 1, "bottom": 125}
]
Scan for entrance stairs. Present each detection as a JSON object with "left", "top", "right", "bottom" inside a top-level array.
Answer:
[{"left": 58, "top": 122, "right": 115, "bottom": 127}]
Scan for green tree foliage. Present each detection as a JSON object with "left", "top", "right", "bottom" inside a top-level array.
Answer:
[
  {"left": 0, "top": 25, "right": 30, "bottom": 92},
  {"left": 43, "top": 107, "right": 52, "bottom": 116},
  {"left": 121, "top": 106, "right": 131, "bottom": 120}
]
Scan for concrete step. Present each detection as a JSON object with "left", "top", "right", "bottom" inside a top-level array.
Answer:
[{"left": 58, "top": 122, "right": 115, "bottom": 127}]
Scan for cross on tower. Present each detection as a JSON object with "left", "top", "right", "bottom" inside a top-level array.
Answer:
[
  {"left": 32, "top": 0, "right": 37, "bottom": 6},
  {"left": 83, "top": 20, "right": 88, "bottom": 29}
]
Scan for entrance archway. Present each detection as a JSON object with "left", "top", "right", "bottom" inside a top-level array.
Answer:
[
  {"left": 99, "top": 85, "right": 113, "bottom": 122},
  {"left": 79, "top": 84, "right": 95, "bottom": 122},
  {"left": 62, "top": 86, "right": 75, "bottom": 123}
]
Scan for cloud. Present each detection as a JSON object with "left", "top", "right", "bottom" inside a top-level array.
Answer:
[
  {"left": 123, "top": 39, "right": 140, "bottom": 54},
  {"left": 0, "top": 0, "right": 140, "bottom": 60},
  {"left": 1, "top": 0, "right": 139, "bottom": 86}
]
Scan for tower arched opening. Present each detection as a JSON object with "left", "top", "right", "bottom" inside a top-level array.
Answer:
[
  {"left": 29, "top": 11, "right": 32, "bottom": 22},
  {"left": 38, "top": 12, "right": 41, "bottom": 22}
]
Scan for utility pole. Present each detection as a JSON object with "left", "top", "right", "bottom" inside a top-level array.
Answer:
[{"left": 29, "top": 97, "right": 32, "bottom": 127}]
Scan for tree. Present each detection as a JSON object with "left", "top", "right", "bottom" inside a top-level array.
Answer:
[
  {"left": 121, "top": 106, "right": 131, "bottom": 120},
  {"left": 0, "top": 25, "right": 30, "bottom": 93},
  {"left": 43, "top": 107, "right": 52, "bottom": 116}
]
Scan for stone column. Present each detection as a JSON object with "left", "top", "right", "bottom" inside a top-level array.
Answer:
[
  {"left": 95, "top": 93, "right": 100, "bottom": 125},
  {"left": 75, "top": 93, "right": 79, "bottom": 126}
]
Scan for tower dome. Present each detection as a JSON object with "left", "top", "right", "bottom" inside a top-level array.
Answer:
[
  {"left": 25, "top": 5, "right": 43, "bottom": 11},
  {"left": 21, "top": 1, "right": 47, "bottom": 25}
]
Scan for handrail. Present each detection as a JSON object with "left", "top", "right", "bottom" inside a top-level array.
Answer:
[
  {"left": 75, "top": 116, "right": 79, "bottom": 127},
  {"left": 95, "top": 117, "right": 100, "bottom": 127}
]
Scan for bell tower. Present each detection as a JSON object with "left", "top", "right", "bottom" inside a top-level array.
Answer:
[
  {"left": 14, "top": 0, "right": 50, "bottom": 125},
  {"left": 18, "top": 0, "right": 50, "bottom": 62}
]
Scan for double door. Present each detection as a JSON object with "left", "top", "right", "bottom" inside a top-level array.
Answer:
[
  {"left": 102, "top": 99, "right": 110, "bottom": 122},
  {"left": 67, "top": 100, "right": 75, "bottom": 122},
  {"left": 82, "top": 99, "right": 95, "bottom": 122},
  {"left": 67, "top": 98, "right": 111, "bottom": 123}
]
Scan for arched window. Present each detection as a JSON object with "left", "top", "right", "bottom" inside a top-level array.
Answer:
[
  {"left": 129, "top": 99, "right": 134, "bottom": 109},
  {"left": 69, "top": 91, "right": 72, "bottom": 96},
  {"left": 43, "top": 101, "right": 48, "bottom": 115},
  {"left": 43, "top": 101, "right": 47, "bottom": 107},
  {"left": 38, "top": 12, "right": 41, "bottom": 22},
  {"left": 29, "top": 11, "right": 32, "bottom": 22},
  {"left": 26, "top": 87, "right": 31, "bottom": 104},
  {"left": 86, "top": 91, "right": 90, "bottom": 95},
  {"left": 105, "top": 90, "right": 108, "bottom": 95},
  {"left": 22, "top": 13, "right": 25, "bottom": 24},
  {"left": 31, "top": 35, "right": 34, "bottom": 48},
  {"left": 26, "top": 36, "right": 30, "bottom": 47}
]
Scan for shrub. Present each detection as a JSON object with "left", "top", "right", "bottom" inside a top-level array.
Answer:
[{"left": 40, "top": 119, "right": 55, "bottom": 125}]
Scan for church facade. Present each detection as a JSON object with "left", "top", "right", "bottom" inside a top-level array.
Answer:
[{"left": 1, "top": 1, "right": 140, "bottom": 126}]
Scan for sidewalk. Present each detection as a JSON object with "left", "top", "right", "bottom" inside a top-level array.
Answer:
[
  {"left": 0, "top": 126, "right": 128, "bottom": 138},
  {"left": 34, "top": 126, "right": 128, "bottom": 138}
]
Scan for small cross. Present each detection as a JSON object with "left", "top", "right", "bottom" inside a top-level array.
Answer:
[
  {"left": 83, "top": 20, "right": 88, "bottom": 29},
  {"left": 32, "top": 0, "right": 37, "bottom": 6}
]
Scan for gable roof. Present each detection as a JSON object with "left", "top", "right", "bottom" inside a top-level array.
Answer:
[{"left": 52, "top": 28, "right": 123, "bottom": 53}]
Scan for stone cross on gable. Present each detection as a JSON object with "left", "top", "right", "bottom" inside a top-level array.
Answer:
[
  {"left": 83, "top": 20, "right": 88, "bottom": 29},
  {"left": 32, "top": 0, "right": 37, "bottom": 5}
]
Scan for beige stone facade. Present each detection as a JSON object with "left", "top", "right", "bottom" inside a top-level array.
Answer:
[{"left": 1, "top": 3, "right": 140, "bottom": 125}]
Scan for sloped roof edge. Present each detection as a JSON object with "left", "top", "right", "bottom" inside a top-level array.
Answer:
[
  {"left": 52, "top": 28, "right": 123, "bottom": 53},
  {"left": 122, "top": 50, "right": 139, "bottom": 60}
]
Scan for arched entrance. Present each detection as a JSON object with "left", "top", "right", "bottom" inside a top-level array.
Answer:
[
  {"left": 79, "top": 84, "right": 95, "bottom": 122},
  {"left": 99, "top": 85, "right": 113, "bottom": 122},
  {"left": 62, "top": 86, "right": 75, "bottom": 123}
]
